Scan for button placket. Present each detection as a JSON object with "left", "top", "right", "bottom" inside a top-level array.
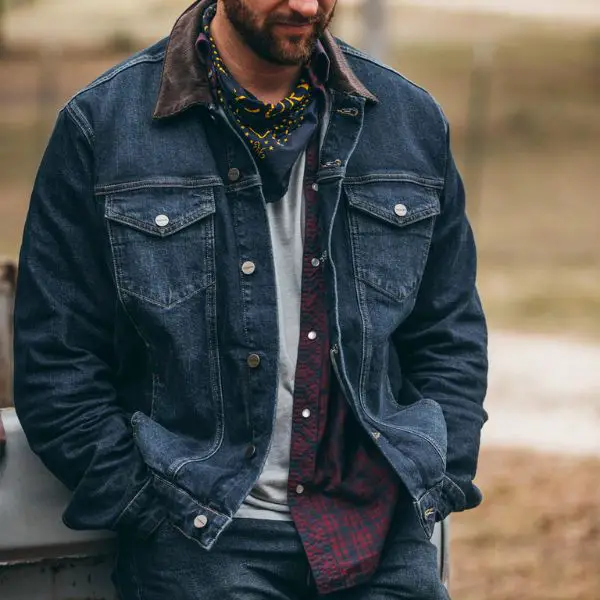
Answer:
[{"left": 287, "top": 139, "right": 328, "bottom": 507}]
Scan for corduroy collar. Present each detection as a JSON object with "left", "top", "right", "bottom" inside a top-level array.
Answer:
[{"left": 153, "top": 0, "right": 378, "bottom": 119}]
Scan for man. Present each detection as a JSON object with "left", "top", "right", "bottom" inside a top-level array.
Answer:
[{"left": 13, "top": 0, "right": 488, "bottom": 598}]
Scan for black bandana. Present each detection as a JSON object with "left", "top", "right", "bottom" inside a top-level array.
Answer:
[{"left": 198, "top": 5, "right": 328, "bottom": 203}]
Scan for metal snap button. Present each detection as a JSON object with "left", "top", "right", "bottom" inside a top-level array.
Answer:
[
  {"left": 312, "top": 183, "right": 319, "bottom": 192},
  {"left": 193, "top": 514, "right": 208, "bottom": 529},
  {"left": 241, "top": 261, "right": 256, "bottom": 275},
  {"left": 311, "top": 258, "right": 320, "bottom": 268},
  {"left": 228, "top": 167, "right": 241, "bottom": 182},
  {"left": 247, "top": 353, "right": 261, "bottom": 368},
  {"left": 244, "top": 444, "right": 257, "bottom": 459},
  {"left": 155, "top": 214, "right": 169, "bottom": 227},
  {"left": 394, "top": 204, "right": 408, "bottom": 217}
]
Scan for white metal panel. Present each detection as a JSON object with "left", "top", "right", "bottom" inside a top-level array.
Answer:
[{"left": 0, "top": 409, "right": 114, "bottom": 562}]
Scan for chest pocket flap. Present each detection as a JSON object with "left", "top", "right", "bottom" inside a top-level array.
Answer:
[
  {"left": 344, "top": 178, "right": 442, "bottom": 302},
  {"left": 106, "top": 186, "right": 216, "bottom": 238},
  {"left": 104, "top": 186, "right": 217, "bottom": 308}
]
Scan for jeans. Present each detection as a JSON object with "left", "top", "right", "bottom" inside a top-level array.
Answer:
[{"left": 113, "top": 501, "right": 450, "bottom": 600}]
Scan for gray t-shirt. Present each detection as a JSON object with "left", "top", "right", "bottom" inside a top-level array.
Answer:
[{"left": 235, "top": 152, "right": 306, "bottom": 521}]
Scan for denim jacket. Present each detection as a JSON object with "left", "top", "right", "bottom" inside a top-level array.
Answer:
[{"left": 13, "top": 0, "right": 488, "bottom": 545}]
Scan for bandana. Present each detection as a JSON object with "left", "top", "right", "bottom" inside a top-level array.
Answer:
[{"left": 198, "top": 4, "right": 329, "bottom": 203}]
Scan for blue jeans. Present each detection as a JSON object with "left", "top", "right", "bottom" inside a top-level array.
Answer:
[{"left": 113, "top": 501, "right": 450, "bottom": 600}]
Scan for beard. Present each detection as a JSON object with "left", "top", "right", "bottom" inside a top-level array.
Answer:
[{"left": 221, "top": 0, "right": 335, "bottom": 66}]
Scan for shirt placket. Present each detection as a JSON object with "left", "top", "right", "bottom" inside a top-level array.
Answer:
[{"left": 287, "top": 139, "right": 329, "bottom": 502}]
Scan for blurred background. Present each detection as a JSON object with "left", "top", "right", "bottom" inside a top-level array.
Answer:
[{"left": 0, "top": 0, "right": 599, "bottom": 598}]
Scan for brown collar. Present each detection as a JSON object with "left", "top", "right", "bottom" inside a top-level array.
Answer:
[{"left": 153, "top": 0, "right": 377, "bottom": 119}]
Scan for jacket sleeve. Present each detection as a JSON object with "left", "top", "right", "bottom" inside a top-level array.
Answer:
[
  {"left": 13, "top": 104, "right": 164, "bottom": 537},
  {"left": 393, "top": 126, "right": 489, "bottom": 519}
]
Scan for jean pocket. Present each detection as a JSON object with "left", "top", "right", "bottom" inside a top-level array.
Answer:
[
  {"left": 105, "top": 184, "right": 216, "bottom": 308},
  {"left": 345, "top": 178, "right": 441, "bottom": 302}
]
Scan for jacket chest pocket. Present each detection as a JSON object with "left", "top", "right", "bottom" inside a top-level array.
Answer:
[
  {"left": 105, "top": 186, "right": 216, "bottom": 308},
  {"left": 345, "top": 179, "right": 441, "bottom": 302}
]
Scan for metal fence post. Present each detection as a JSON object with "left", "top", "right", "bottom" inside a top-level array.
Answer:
[
  {"left": 361, "top": 0, "right": 388, "bottom": 61},
  {"left": 0, "top": 260, "right": 16, "bottom": 408}
]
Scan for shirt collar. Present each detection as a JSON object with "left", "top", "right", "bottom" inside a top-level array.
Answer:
[{"left": 153, "top": 0, "right": 377, "bottom": 120}]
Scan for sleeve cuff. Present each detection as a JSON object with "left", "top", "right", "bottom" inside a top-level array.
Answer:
[{"left": 115, "top": 476, "right": 166, "bottom": 539}]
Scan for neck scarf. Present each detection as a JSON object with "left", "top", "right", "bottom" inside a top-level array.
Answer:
[{"left": 198, "top": 5, "right": 328, "bottom": 203}]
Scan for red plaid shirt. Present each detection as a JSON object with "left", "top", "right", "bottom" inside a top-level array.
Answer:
[
  {"left": 287, "top": 140, "right": 401, "bottom": 595},
  {"left": 197, "top": 13, "right": 401, "bottom": 592}
]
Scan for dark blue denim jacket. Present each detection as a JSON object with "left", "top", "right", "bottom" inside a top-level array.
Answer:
[{"left": 13, "top": 0, "right": 488, "bottom": 545}]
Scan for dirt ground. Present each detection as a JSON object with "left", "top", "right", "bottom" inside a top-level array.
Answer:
[{"left": 452, "top": 449, "right": 600, "bottom": 600}]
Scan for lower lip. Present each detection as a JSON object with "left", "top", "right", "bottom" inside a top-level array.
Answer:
[{"left": 274, "top": 23, "right": 313, "bottom": 33}]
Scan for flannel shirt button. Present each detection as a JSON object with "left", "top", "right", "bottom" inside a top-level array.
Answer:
[
  {"left": 193, "top": 514, "right": 208, "bottom": 529},
  {"left": 312, "top": 183, "right": 319, "bottom": 192},
  {"left": 296, "top": 484, "right": 305, "bottom": 495},
  {"left": 302, "top": 408, "right": 311, "bottom": 418},
  {"left": 307, "top": 331, "right": 317, "bottom": 341},
  {"left": 311, "top": 258, "right": 320, "bottom": 268}
]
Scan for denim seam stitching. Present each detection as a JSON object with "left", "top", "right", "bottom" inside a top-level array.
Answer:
[
  {"left": 442, "top": 474, "right": 467, "bottom": 504},
  {"left": 349, "top": 207, "right": 373, "bottom": 418},
  {"left": 106, "top": 213, "right": 213, "bottom": 308},
  {"left": 95, "top": 177, "right": 222, "bottom": 195},
  {"left": 114, "top": 477, "right": 152, "bottom": 527},
  {"left": 64, "top": 103, "right": 94, "bottom": 145},
  {"left": 106, "top": 206, "right": 215, "bottom": 237},
  {"left": 348, "top": 201, "right": 440, "bottom": 229},
  {"left": 393, "top": 425, "right": 446, "bottom": 465},
  {"left": 344, "top": 174, "right": 444, "bottom": 189},
  {"left": 340, "top": 43, "right": 439, "bottom": 102},
  {"left": 326, "top": 91, "right": 368, "bottom": 427},
  {"left": 356, "top": 274, "right": 419, "bottom": 303},
  {"left": 120, "top": 282, "right": 213, "bottom": 310},
  {"left": 68, "top": 51, "right": 166, "bottom": 102},
  {"left": 153, "top": 473, "right": 230, "bottom": 522}
]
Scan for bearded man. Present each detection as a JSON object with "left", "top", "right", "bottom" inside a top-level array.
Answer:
[{"left": 13, "top": 1, "right": 488, "bottom": 598}]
